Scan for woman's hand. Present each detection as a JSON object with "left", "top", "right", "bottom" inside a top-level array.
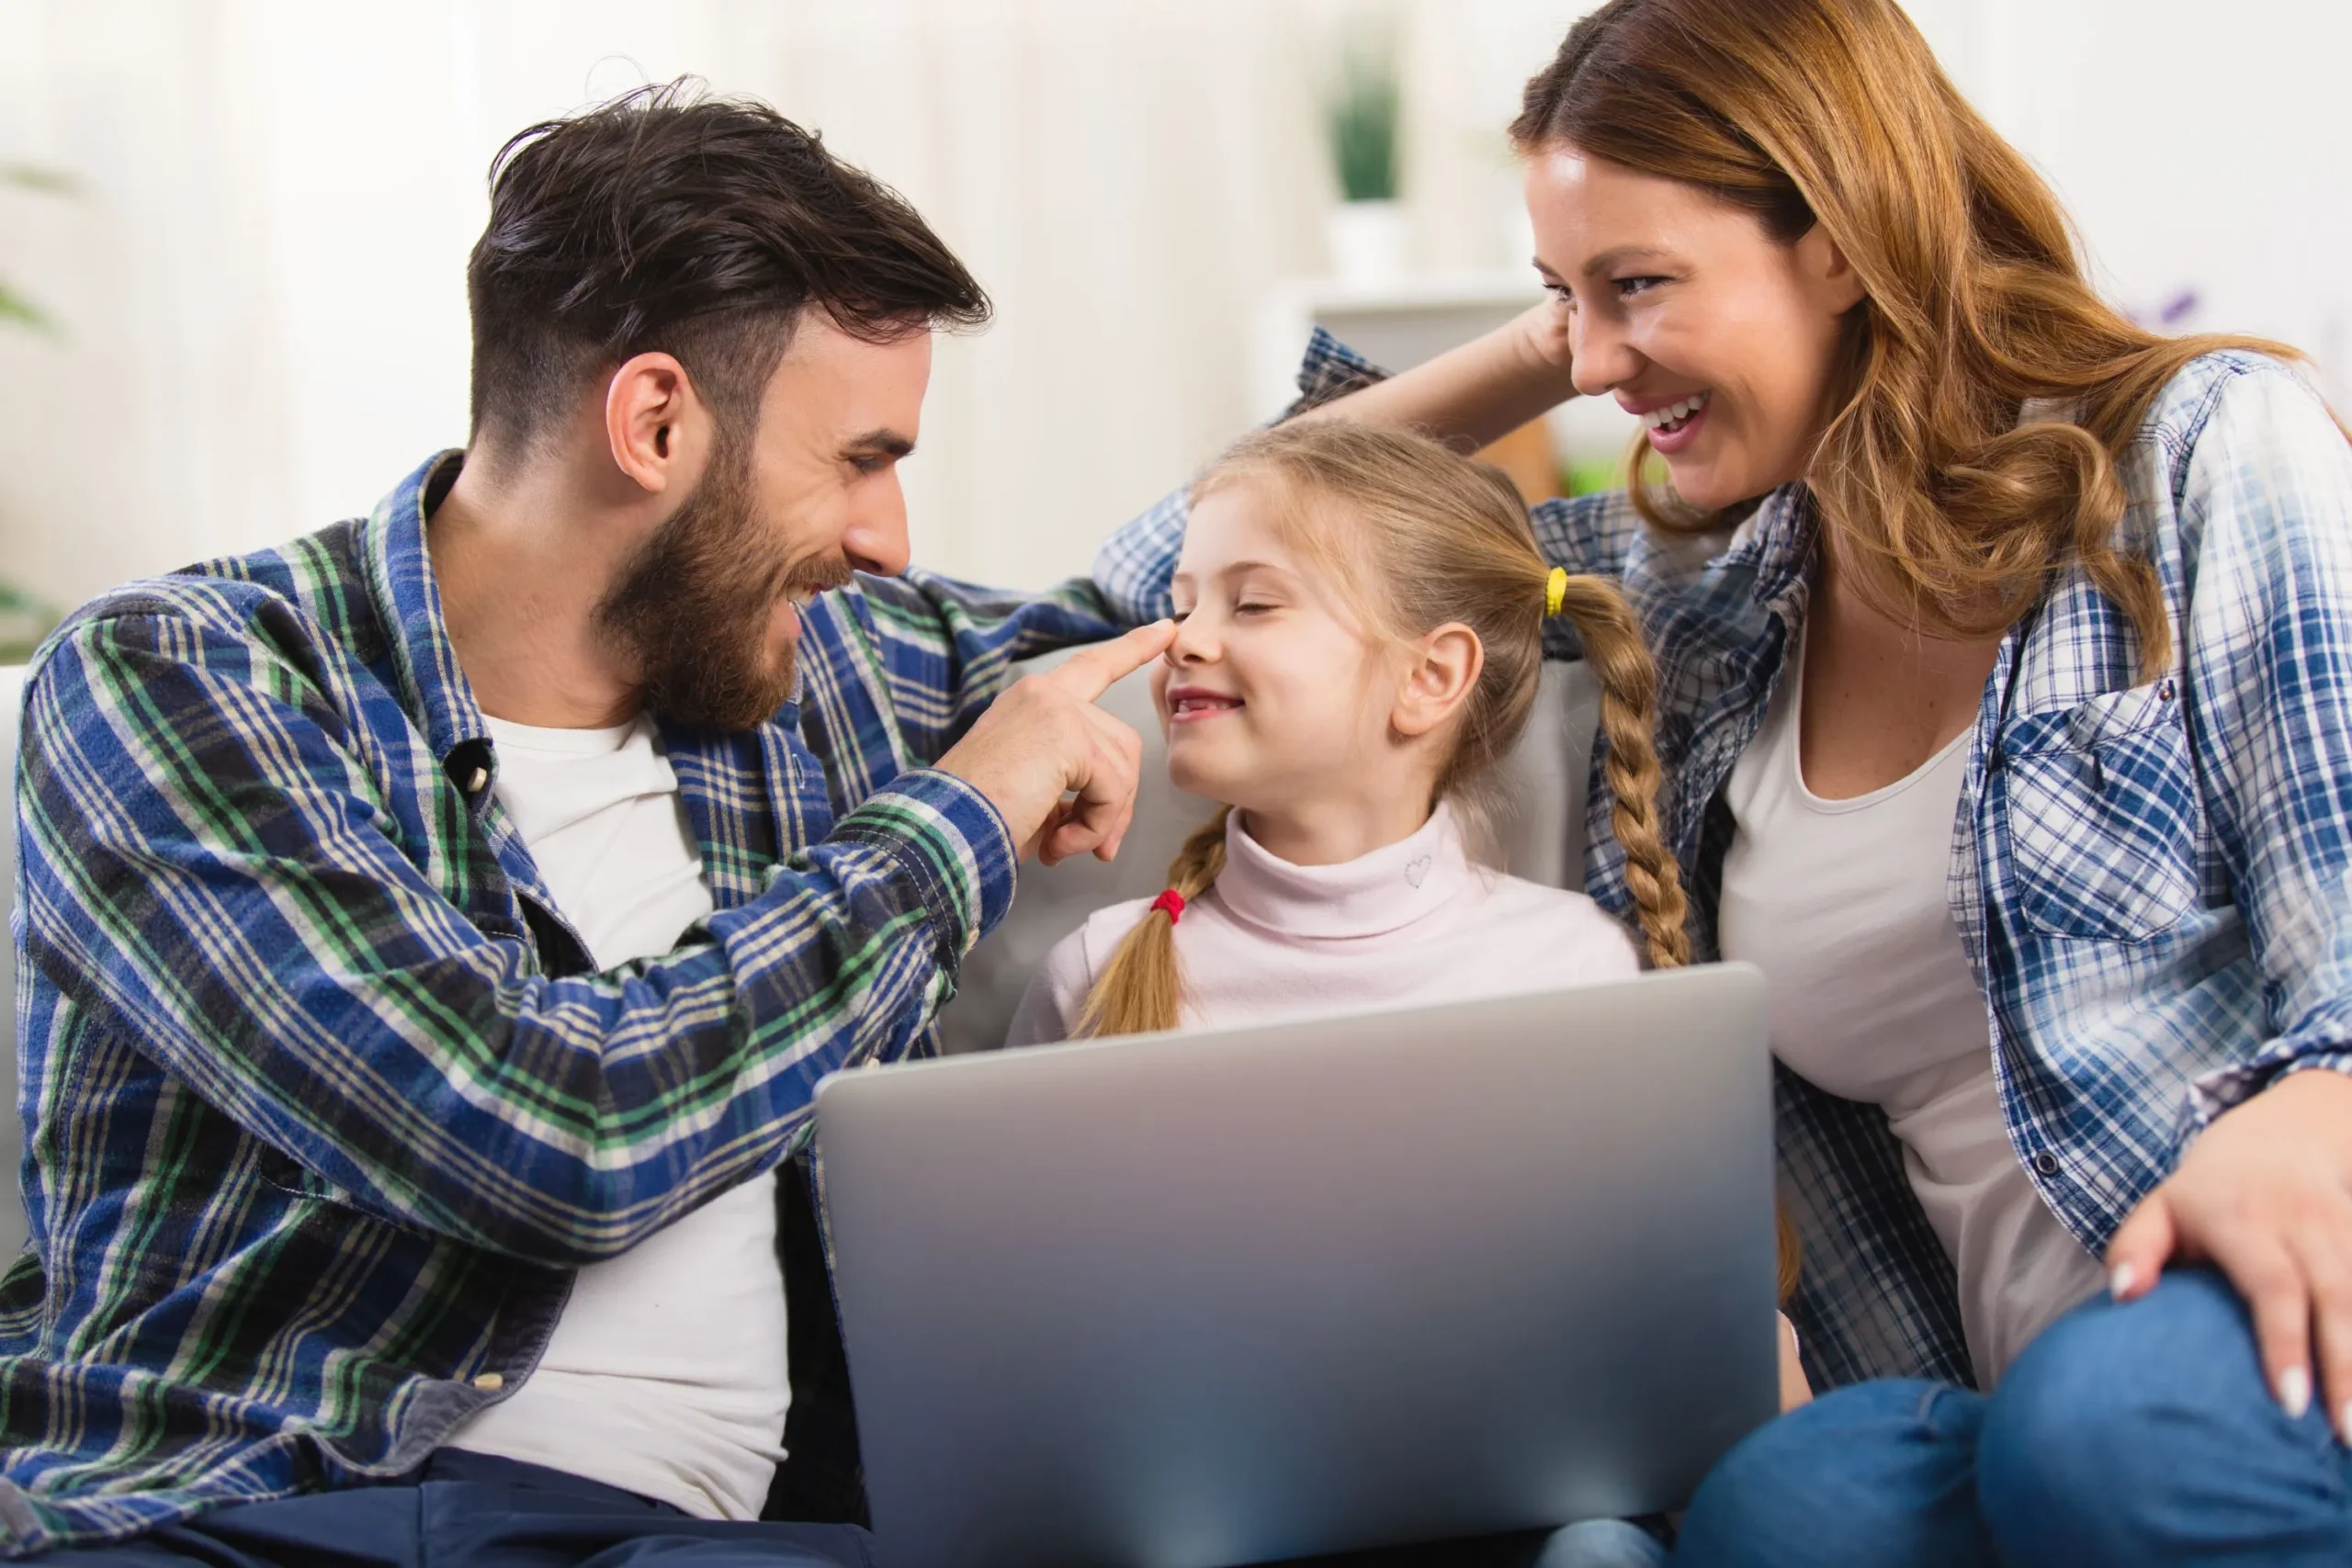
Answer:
[
  {"left": 1776, "top": 1312, "right": 1812, "bottom": 1411},
  {"left": 2105, "top": 1069, "right": 2352, "bottom": 1442},
  {"left": 1515, "top": 294, "right": 1577, "bottom": 376}
]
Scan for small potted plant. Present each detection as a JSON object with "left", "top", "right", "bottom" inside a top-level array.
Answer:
[{"left": 1325, "top": 29, "right": 1406, "bottom": 285}]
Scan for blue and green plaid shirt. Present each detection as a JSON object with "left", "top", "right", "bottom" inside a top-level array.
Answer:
[
  {"left": 1099, "top": 331, "right": 2352, "bottom": 1393},
  {"left": 0, "top": 452, "right": 1119, "bottom": 1554}
]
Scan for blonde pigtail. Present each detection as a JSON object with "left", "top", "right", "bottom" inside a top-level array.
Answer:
[
  {"left": 1073, "top": 807, "right": 1233, "bottom": 1039},
  {"left": 1548, "top": 575, "right": 1690, "bottom": 971}
]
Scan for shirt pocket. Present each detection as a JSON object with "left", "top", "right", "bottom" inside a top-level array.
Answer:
[{"left": 2000, "top": 677, "right": 2198, "bottom": 942}]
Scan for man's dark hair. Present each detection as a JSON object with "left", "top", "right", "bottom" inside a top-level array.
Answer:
[{"left": 467, "top": 80, "right": 989, "bottom": 453}]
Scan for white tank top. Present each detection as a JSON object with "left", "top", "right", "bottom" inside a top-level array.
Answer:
[{"left": 1718, "top": 637, "right": 2104, "bottom": 1384}]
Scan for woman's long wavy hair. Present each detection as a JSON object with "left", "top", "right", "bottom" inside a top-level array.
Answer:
[
  {"left": 1511, "top": 0, "right": 2334, "bottom": 680},
  {"left": 1075, "top": 421, "right": 1690, "bottom": 1046}
]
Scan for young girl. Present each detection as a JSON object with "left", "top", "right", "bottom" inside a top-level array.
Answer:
[
  {"left": 1003, "top": 420, "right": 1691, "bottom": 1048},
  {"left": 1006, "top": 423, "right": 1803, "bottom": 1564}
]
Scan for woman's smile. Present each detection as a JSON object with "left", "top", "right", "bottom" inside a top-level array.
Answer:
[{"left": 1622, "top": 388, "right": 1713, "bottom": 454}]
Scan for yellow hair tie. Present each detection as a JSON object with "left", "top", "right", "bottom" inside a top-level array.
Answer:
[{"left": 1544, "top": 566, "right": 1568, "bottom": 618}]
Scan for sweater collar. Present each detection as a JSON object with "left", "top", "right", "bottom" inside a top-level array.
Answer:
[{"left": 1214, "top": 801, "right": 1476, "bottom": 940}]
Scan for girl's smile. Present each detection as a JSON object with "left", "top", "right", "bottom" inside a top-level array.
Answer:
[{"left": 1164, "top": 685, "right": 1244, "bottom": 722}]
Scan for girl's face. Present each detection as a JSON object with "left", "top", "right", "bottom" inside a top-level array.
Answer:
[
  {"left": 1153, "top": 483, "right": 1420, "bottom": 821},
  {"left": 1521, "top": 145, "right": 1866, "bottom": 511}
]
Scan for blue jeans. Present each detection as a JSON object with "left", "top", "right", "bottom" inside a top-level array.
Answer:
[
  {"left": 1674, "top": 1269, "right": 2352, "bottom": 1565},
  {"left": 36, "top": 1448, "right": 1668, "bottom": 1568}
]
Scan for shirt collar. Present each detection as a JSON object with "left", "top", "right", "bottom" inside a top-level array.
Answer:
[
  {"left": 360, "top": 450, "right": 493, "bottom": 766},
  {"left": 1724, "top": 482, "right": 1820, "bottom": 619},
  {"left": 1213, "top": 800, "right": 1477, "bottom": 941}
]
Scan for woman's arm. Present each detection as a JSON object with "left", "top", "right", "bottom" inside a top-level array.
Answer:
[
  {"left": 2102, "top": 359, "right": 2352, "bottom": 1442},
  {"left": 1290, "top": 299, "right": 1582, "bottom": 450}
]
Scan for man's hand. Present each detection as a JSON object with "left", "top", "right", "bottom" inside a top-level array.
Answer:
[
  {"left": 936, "top": 621, "right": 1178, "bottom": 866},
  {"left": 2105, "top": 1069, "right": 2352, "bottom": 1443}
]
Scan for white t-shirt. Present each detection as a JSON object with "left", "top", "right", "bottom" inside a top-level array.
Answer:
[
  {"left": 1006, "top": 800, "right": 1639, "bottom": 1045},
  {"left": 1718, "top": 639, "right": 2105, "bottom": 1383},
  {"left": 447, "top": 713, "right": 791, "bottom": 1520}
]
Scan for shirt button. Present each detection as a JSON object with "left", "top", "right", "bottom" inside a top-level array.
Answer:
[
  {"left": 2031, "top": 1152, "right": 2060, "bottom": 1178},
  {"left": 465, "top": 767, "right": 490, "bottom": 795},
  {"left": 471, "top": 1372, "right": 504, "bottom": 1393}
]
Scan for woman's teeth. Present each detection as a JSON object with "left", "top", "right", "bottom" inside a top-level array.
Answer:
[{"left": 1642, "top": 392, "right": 1710, "bottom": 433}]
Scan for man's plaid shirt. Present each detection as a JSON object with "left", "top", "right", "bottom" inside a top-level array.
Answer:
[
  {"left": 0, "top": 453, "right": 1118, "bottom": 1554},
  {"left": 1100, "top": 331, "right": 2352, "bottom": 1393}
]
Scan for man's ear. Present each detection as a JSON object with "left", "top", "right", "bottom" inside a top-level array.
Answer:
[
  {"left": 1391, "top": 624, "right": 1485, "bottom": 740},
  {"left": 605, "top": 352, "right": 713, "bottom": 496},
  {"left": 1795, "top": 223, "right": 1868, "bottom": 315}
]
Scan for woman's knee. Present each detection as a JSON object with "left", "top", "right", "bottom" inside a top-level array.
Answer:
[
  {"left": 1672, "top": 1379, "right": 1994, "bottom": 1568},
  {"left": 1980, "top": 1269, "right": 2352, "bottom": 1566}
]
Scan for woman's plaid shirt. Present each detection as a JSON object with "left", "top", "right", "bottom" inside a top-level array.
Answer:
[
  {"left": 0, "top": 453, "right": 1119, "bottom": 1554},
  {"left": 1099, "top": 332, "right": 2352, "bottom": 1395}
]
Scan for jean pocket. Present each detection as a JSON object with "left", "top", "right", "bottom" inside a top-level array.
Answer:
[{"left": 2001, "top": 679, "right": 2199, "bottom": 942}]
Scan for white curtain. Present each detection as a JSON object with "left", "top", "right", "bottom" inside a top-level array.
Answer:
[
  {"left": 0, "top": 0, "right": 2343, "bottom": 616},
  {"left": 0, "top": 0, "right": 1579, "bottom": 611}
]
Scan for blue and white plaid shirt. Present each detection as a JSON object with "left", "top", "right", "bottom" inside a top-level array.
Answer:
[
  {"left": 1098, "top": 331, "right": 2352, "bottom": 1390},
  {"left": 0, "top": 453, "right": 1120, "bottom": 1553}
]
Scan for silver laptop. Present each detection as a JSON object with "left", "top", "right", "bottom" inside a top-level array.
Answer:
[{"left": 812, "top": 963, "right": 1777, "bottom": 1568}]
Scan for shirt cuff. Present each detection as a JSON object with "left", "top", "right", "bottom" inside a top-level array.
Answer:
[
  {"left": 827, "top": 767, "right": 1019, "bottom": 963},
  {"left": 2189, "top": 1044, "right": 2352, "bottom": 1128}
]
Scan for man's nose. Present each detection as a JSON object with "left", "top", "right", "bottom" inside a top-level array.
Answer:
[
  {"left": 1568, "top": 310, "right": 1641, "bottom": 400},
  {"left": 842, "top": 481, "right": 912, "bottom": 577}
]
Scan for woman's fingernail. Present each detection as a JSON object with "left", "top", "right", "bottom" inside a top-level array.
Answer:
[
  {"left": 2278, "top": 1365, "right": 2312, "bottom": 1420},
  {"left": 2108, "top": 1262, "right": 2135, "bottom": 1299}
]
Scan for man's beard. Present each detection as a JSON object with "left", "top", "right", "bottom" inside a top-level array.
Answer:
[{"left": 594, "top": 440, "right": 852, "bottom": 731}]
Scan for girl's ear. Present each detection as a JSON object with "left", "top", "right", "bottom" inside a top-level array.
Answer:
[{"left": 1390, "top": 624, "right": 1485, "bottom": 739}]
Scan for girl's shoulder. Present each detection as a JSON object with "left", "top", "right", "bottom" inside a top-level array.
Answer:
[
  {"left": 1469, "top": 871, "right": 1644, "bottom": 982},
  {"left": 1004, "top": 897, "right": 1158, "bottom": 1048}
]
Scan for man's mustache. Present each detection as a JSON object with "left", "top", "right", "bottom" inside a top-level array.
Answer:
[{"left": 778, "top": 554, "right": 854, "bottom": 602}]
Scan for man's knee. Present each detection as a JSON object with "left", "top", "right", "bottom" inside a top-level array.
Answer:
[
  {"left": 1980, "top": 1269, "right": 2351, "bottom": 1567},
  {"left": 1673, "top": 1379, "right": 1992, "bottom": 1568}
]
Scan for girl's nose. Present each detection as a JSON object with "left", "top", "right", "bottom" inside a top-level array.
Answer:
[{"left": 1167, "top": 615, "right": 1216, "bottom": 664}]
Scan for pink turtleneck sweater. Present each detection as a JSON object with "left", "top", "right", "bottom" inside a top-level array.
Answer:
[{"left": 1004, "top": 801, "right": 1641, "bottom": 1045}]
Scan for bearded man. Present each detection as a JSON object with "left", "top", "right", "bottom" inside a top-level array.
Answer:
[{"left": 0, "top": 84, "right": 1170, "bottom": 1567}]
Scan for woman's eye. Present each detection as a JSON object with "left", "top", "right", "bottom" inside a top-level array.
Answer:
[
  {"left": 1544, "top": 282, "right": 1576, "bottom": 308},
  {"left": 1614, "top": 275, "right": 1668, "bottom": 299},
  {"left": 1234, "top": 602, "right": 1277, "bottom": 615}
]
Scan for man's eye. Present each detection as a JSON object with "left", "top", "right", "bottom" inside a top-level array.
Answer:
[{"left": 849, "top": 455, "right": 889, "bottom": 475}]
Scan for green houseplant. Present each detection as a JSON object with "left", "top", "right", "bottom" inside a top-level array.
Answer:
[{"left": 1323, "top": 27, "right": 1407, "bottom": 284}]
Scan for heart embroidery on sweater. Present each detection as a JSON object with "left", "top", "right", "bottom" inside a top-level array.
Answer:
[{"left": 1405, "top": 855, "right": 1432, "bottom": 888}]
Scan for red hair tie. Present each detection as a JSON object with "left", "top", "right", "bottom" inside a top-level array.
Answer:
[{"left": 1149, "top": 888, "right": 1186, "bottom": 924}]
